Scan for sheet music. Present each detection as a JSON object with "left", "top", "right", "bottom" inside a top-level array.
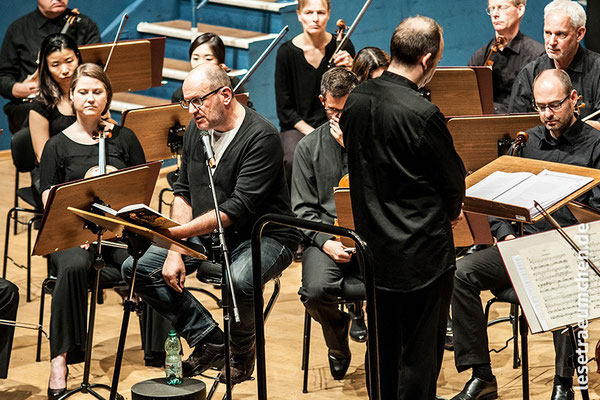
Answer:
[
  {"left": 498, "top": 222, "right": 600, "bottom": 333},
  {"left": 467, "top": 169, "right": 593, "bottom": 218}
]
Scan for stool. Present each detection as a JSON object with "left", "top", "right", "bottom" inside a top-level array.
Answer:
[
  {"left": 485, "top": 287, "right": 529, "bottom": 399},
  {"left": 131, "top": 377, "right": 206, "bottom": 400}
]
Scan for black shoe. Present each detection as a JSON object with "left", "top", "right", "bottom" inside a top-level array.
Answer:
[
  {"left": 328, "top": 348, "right": 351, "bottom": 380},
  {"left": 47, "top": 366, "right": 68, "bottom": 399},
  {"left": 47, "top": 387, "right": 66, "bottom": 400},
  {"left": 451, "top": 377, "right": 498, "bottom": 400},
  {"left": 349, "top": 313, "right": 367, "bottom": 343},
  {"left": 551, "top": 384, "right": 574, "bottom": 400},
  {"left": 182, "top": 342, "right": 225, "bottom": 377},
  {"left": 219, "top": 346, "right": 255, "bottom": 384}
]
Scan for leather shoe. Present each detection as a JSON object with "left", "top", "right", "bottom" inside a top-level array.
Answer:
[
  {"left": 182, "top": 341, "right": 225, "bottom": 377},
  {"left": 219, "top": 346, "right": 255, "bottom": 384},
  {"left": 47, "top": 366, "right": 68, "bottom": 400},
  {"left": 47, "top": 387, "right": 66, "bottom": 400},
  {"left": 451, "top": 377, "right": 498, "bottom": 400},
  {"left": 328, "top": 348, "right": 351, "bottom": 380},
  {"left": 551, "top": 384, "right": 574, "bottom": 400},
  {"left": 349, "top": 313, "right": 367, "bottom": 343}
]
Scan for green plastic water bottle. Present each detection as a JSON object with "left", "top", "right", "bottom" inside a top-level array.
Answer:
[{"left": 165, "top": 330, "right": 183, "bottom": 385}]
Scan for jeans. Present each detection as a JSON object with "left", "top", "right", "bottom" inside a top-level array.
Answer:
[{"left": 122, "top": 236, "right": 293, "bottom": 353}]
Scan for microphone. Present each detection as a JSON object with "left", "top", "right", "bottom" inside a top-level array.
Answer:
[
  {"left": 201, "top": 132, "right": 216, "bottom": 168},
  {"left": 511, "top": 131, "right": 528, "bottom": 156}
]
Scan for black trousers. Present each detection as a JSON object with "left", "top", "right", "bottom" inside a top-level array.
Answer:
[
  {"left": 3, "top": 100, "right": 32, "bottom": 134},
  {"left": 452, "top": 246, "right": 574, "bottom": 378},
  {"left": 0, "top": 278, "right": 19, "bottom": 378},
  {"left": 373, "top": 269, "right": 454, "bottom": 400},
  {"left": 281, "top": 129, "right": 304, "bottom": 191},
  {"left": 48, "top": 246, "right": 126, "bottom": 362},
  {"left": 298, "top": 246, "right": 360, "bottom": 353}
]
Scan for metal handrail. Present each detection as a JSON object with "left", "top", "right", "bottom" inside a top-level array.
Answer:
[{"left": 251, "top": 213, "right": 380, "bottom": 400}]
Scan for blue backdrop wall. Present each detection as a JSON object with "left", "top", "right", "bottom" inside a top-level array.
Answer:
[{"left": 0, "top": 0, "right": 549, "bottom": 151}]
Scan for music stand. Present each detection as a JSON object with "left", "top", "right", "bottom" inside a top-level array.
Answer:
[
  {"left": 79, "top": 37, "right": 166, "bottom": 93},
  {"left": 333, "top": 187, "right": 493, "bottom": 248},
  {"left": 121, "top": 104, "right": 190, "bottom": 163},
  {"left": 463, "top": 156, "right": 600, "bottom": 223},
  {"left": 423, "top": 66, "right": 494, "bottom": 116},
  {"left": 447, "top": 113, "right": 541, "bottom": 173},
  {"left": 33, "top": 162, "right": 161, "bottom": 400}
]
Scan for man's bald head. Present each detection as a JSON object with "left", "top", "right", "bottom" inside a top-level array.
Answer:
[
  {"left": 183, "top": 63, "right": 232, "bottom": 94},
  {"left": 533, "top": 69, "right": 573, "bottom": 97}
]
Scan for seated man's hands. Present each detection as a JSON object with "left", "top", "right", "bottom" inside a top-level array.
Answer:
[
  {"left": 322, "top": 239, "right": 352, "bottom": 263},
  {"left": 163, "top": 252, "right": 186, "bottom": 292}
]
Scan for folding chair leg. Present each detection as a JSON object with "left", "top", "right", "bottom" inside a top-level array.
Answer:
[{"left": 301, "top": 309, "right": 311, "bottom": 393}]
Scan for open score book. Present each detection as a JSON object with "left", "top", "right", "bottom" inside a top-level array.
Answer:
[{"left": 466, "top": 169, "right": 593, "bottom": 218}]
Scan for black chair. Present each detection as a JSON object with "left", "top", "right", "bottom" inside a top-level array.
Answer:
[
  {"left": 157, "top": 169, "right": 179, "bottom": 214},
  {"left": 301, "top": 275, "right": 366, "bottom": 393},
  {"left": 189, "top": 259, "right": 282, "bottom": 400},
  {"left": 3, "top": 128, "right": 44, "bottom": 302},
  {"left": 36, "top": 265, "right": 129, "bottom": 362},
  {"left": 484, "top": 287, "right": 529, "bottom": 399}
]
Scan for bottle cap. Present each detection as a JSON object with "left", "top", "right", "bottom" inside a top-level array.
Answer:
[{"left": 168, "top": 330, "right": 177, "bottom": 337}]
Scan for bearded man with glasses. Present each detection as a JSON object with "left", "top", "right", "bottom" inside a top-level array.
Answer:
[
  {"left": 450, "top": 68, "right": 600, "bottom": 400},
  {"left": 468, "top": 0, "right": 544, "bottom": 113},
  {"left": 122, "top": 64, "right": 299, "bottom": 385}
]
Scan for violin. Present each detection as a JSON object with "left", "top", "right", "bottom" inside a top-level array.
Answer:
[
  {"left": 84, "top": 120, "right": 118, "bottom": 178},
  {"left": 327, "top": 0, "right": 373, "bottom": 68},
  {"left": 482, "top": 35, "right": 507, "bottom": 67},
  {"left": 334, "top": 19, "right": 347, "bottom": 49},
  {"left": 61, "top": 8, "right": 81, "bottom": 35}
]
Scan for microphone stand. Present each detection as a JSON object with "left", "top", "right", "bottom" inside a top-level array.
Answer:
[{"left": 202, "top": 133, "right": 239, "bottom": 399}]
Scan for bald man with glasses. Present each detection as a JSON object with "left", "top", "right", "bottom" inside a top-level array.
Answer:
[
  {"left": 122, "top": 64, "right": 299, "bottom": 385},
  {"left": 451, "top": 69, "right": 600, "bottom": 400}
]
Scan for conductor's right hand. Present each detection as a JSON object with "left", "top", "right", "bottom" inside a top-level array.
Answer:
[{"left": 163, "top": 252, "right": 186, "bottom": 292}]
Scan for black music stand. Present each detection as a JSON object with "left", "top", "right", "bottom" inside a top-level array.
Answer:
[{"left": 33, "top": 162, "right": 161, "bottom": 400}]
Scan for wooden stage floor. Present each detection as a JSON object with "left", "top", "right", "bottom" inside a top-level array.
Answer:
[{"left": 0, "top": 153, "right": 598, "bottom": 399}]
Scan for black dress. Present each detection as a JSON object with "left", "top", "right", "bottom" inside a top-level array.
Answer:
[
  {"left": 39, "top": 126, "right": 146, "bottom": 362},
  {"left": 29, "top": 99, "right": 77, "bottom": 193}
]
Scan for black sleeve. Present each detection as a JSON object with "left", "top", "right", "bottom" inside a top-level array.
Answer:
[
  {"left": 119, "top": 126, "right": 146, "bottom": 166},
  {"left": 275, "top": 44, "right": 303, "bottom": 129},
  {"left": 418, "top": 111, "right": 466, "bottom": 220},
  {"left": 219, "top": 130, "right": 285, "bottom": 226},
  {"left": 30, "top": 99, "right": 52, "bottom": 119},
  {"left": 77, "top": 14, "right": 101, "bottom": 44},
  {"left": 508, "top": 64, "right": 535, "bottom": 113},
  {"left": 468, "top": 45, "right": 487, "bottom": 67},
  {"left": 290, "top": 136, "right": 335, "bottom": 247},
  {"left": 0, "top": 23, "right": 21, "bottom": 99},
  {"left": 39, "top": 136, "right": 64, "bottom": 193}
]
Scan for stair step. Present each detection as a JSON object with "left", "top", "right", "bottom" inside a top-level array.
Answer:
[
  {"left": 163, "top": 58, "right": 247, "bottom": 81},
  {"left": 208, "top": 0, "right": 297, "bottom": 12},
  {"left": 137, "top": 20, "right": 277, "bottom": 49},
  {"left": 111, "top": 93, "right": 170, "bottom": 113}
]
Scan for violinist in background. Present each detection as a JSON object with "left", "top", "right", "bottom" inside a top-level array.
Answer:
[
  {"left": 171, "top": 32, "right": 249, "bottom": 104},
  {"left": 352, "top": 46, "right": 390, "bottom": 83},
  {"left": 468, "top": 0, "right": 543, "bottom": 113},
  {"left": 275, "top": 0, "right": 354, "bottom": 189},
  {"left": 0, "top": 0, "right": 100, "bottom": 133},
  {"left": 39, "top": 63, "right": 144, "bottom": 399}
]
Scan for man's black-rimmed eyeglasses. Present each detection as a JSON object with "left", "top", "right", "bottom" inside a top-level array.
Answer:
[
  {"left": 180, "top": 86, "right": 225, "bottom": 110},
  {"left": 533, "top": 94, "right": 570, "bottom": 113}
]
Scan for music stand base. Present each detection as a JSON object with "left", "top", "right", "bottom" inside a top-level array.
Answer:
[{"left": 59, "top": 383, "right": 118, "bottom": 400}]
